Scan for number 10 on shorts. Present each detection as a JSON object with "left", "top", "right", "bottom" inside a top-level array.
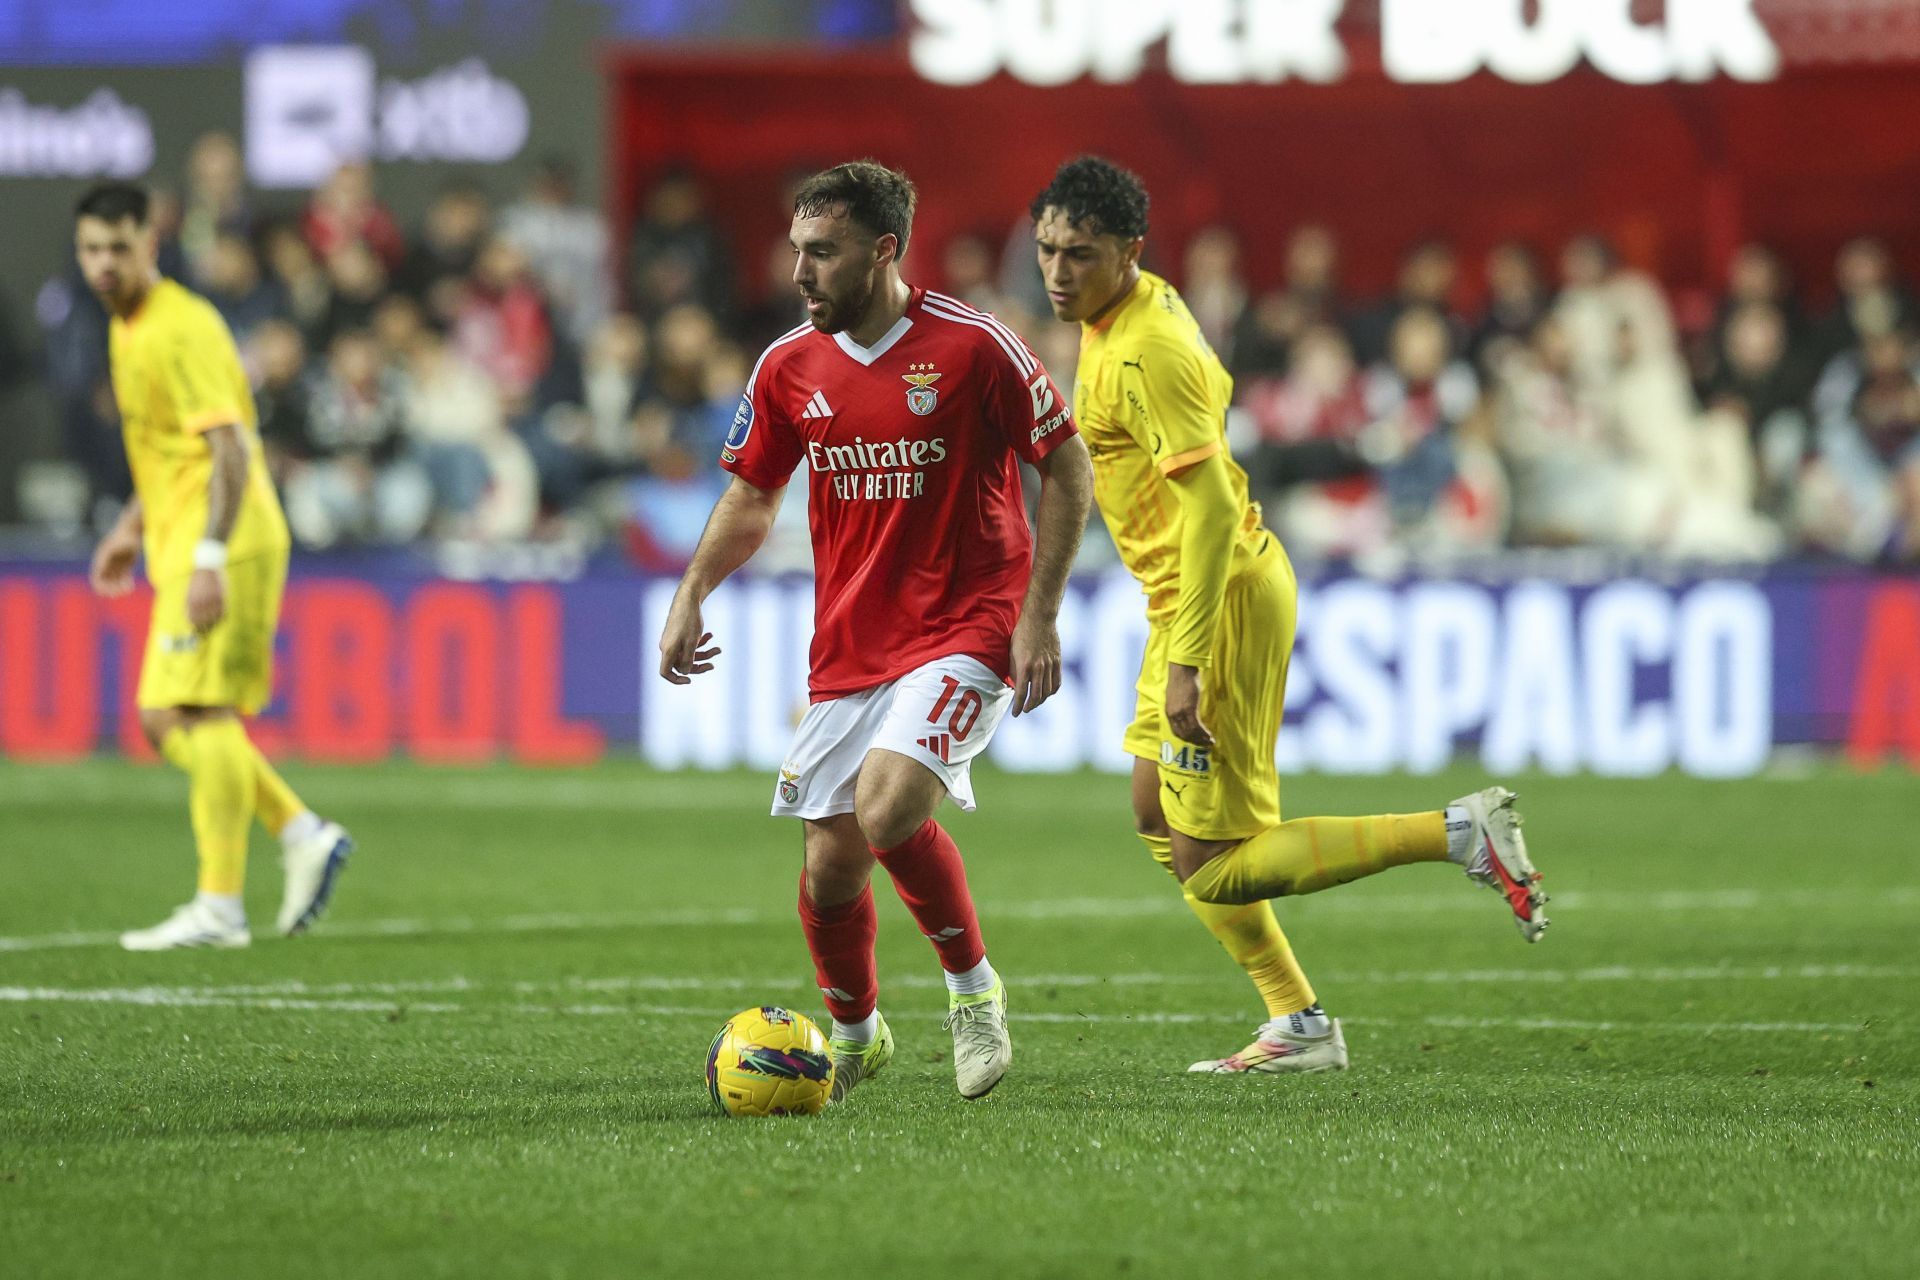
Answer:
[{"left": 928, "top": 675, "right": 983, "bottom": 741}]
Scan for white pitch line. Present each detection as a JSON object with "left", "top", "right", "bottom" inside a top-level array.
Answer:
[
  {"left": 0, "top": 986, "right": 463, "bottom": 1014},
  {"left": 2, "top": 964, "right": 1911, "bottom": 1004},
  {"left": 0, "top": 985, "right": 1874, "bottom": 1035},
  {"left": 4, "top": 881, "right": 1918, "bottom": 953},
  {"left": 0, "top": 772, "right": 785, "bottom": 813},
  {"left": 541, "top": 962, "right": 1920, "bottom": 991},
  {"left": 1410, "top": 1014, "right": 1867, "bottom": 1035}
]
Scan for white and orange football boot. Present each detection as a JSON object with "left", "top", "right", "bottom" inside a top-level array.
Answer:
[
  {"left": 1188, "top": 1010, "right": 1349, "bottom": 1075},
  {"left": 1453, "top": 785, "right": 1549, "bottom": 942}
]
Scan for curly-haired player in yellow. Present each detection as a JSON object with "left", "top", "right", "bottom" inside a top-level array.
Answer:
[{"left": 1030, "top": 156, "right": 1548, "bottom": 1073}]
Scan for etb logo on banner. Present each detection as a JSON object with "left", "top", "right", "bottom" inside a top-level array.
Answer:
[
  {"left": 245, "top": 46, "right": 375, "bottom": 188},
  {"left": 245, "top": 45, "right": 529, "bottom": 188}
]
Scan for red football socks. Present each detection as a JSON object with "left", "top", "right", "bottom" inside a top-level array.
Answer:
[
  {"left": 873, "top": 819, "right": 987, "bottom": 973},
  {"left": 796, "top": 875, "right": 878, "bottom": 1023}
]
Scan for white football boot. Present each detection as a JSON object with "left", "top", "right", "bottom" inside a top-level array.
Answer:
[
  {"left": 1188, "top": 1013, "right": 1349, "bottom": 1074},
  {"left": 945, "top": 979, "right": 1012, "bottom": 1099},
  {"left": 278, "top": 820, "right": 355, "bottom": 937},
  {"left": 827, "top": 1012, "right": 896, "bottom": 1105},
  {"left": 120, "top": 900, "right": 251, "bottom": 952},
  {"left": 1453, "top": 785, "right": 1549, "bottom": 942}
]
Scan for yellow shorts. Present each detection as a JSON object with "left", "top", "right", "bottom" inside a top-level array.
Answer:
[
  {"left": 136, "top": 553, "right": 288, "bottom": 714},
  {"left": 1124, "top": 538, "right": 1297, "bottom": 841}
]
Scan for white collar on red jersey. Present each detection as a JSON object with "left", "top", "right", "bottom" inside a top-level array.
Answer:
[{"left": 831, "top": 313, "right": 914, "bottom": 366}]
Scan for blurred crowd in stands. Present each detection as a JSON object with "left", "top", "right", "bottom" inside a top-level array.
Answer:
[{"left": 22, "top": 135, "right": 1920, "bottom": 568}]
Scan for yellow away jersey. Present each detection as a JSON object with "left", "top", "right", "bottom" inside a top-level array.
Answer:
[
  {"left": 109, "top": 278, "right": 288, "bottom": 578},
  {"left": 1074, "top": 270, "right": 1266, "bottom": 628}
]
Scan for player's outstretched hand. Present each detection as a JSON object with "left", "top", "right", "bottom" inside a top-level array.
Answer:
[
  {"left": 658, "top": 591, "right": 722, "bottom": 685},
  {"left": 1165, "top": 662, "right": 1214, "bottom": 747},
  {"left": 88, "top": 527, "right": 140, "bottom": 597},
  {"left": 1009, "top": 614, "right": 1062, "bottom": 717}
]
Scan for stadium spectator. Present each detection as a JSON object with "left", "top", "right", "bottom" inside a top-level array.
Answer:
[
  {"left": 316, "top": 241, "right": 390, "bottom": 351},
  {"left": 0, "top": 282, "right": 25, "bottom": 397},
  {"left": 35, "top": 266, "right": 129, "bottom": 513},
  {"left": 201, "top": 231, "right": 284, "bottom": 345},
  {"left": 1363, "top": 306, "right": 1481, "bottom": 532},
  {"left": 1470, "top": 241, "right": 1552, "bottom": 378},
  {"left": 580, "top": 313, "right": 650, "bottom": 461},
  {"left": 1181, "top": 225, "right": 1247, "bottom": 359},
  {"left": 401, "top": 320, "right": 538, "bottom": 543},
  {"left": 738, "top": 234, "right": 806, "bottom": 354},
  {"left": 1710, "top": 243, "right": 1805, "bottom": 361},
  {"left": 142, "top": 186, "right": 190, "bottom": 283},
  {"left": 371, "top": 293, "right": 426, "bottom": 373},
  {"left": 1801, "top": 313, "right": 1920, "bottom": 562},
  {"left": 1240, "top": 323, "right": 1383, "bottom": 559},
  {"left": 395, "top": 181, "right": 492, "bottom": 317},
  {"left": 500, "top": 156, "right": 613, "bottom": 348},
  {"left": 940, "top": 231, "right": 1026, "bottom": 325},
  {"left": 1554, "top": 234, "right": 1681, "bottom": 406},
  {"left": 1813, "top": 236, "right": 1918, "bottom": 368},
  {"left": 1606, "top": 307, "right": 1779, "bottom": 560},
  {"left": 285, "top": 329, "right": 429, "bottom": 548},
  {"left": 636, "top": 303, "right": 727, "bottom": 439},
  {"left": 304, "top": 161, "right": 406, "bottom": 272},
  {"left": 627, "top": 168, "right": 735, "bottom": 321},
  {"left": 620, "top": 344, "right": 743, "bottom": 571},
  {"left": 178, "top": 131, "right": 251, "bottom": 288},
  {"left": 1706, "top": 301, "right": 1809, "bottom": 514},
  {"left": 454, "top": 236, "right": 554, "bottom": 410},
  {"left": 249, "top": 319, "right": 315, "bottom": 484},
  {"left": 519, "top": 312, "right": 649, "bottom": 515},
  {"left": 1350, "top": 238, "right": 1466, "bottom": 366},
  {"left": 1491, "top": 312, "right": 1618, "bottom": 547},
  {"left": 258, "top": 218, "right": 333, "bottom": 345},
  {"left": 1230, "top": 223, "right": 1344, "bottom": 379}
]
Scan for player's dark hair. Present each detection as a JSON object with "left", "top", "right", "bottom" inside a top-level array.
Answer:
[
  {"left": 1030, "top": 155, "right": 1149, "bottom": 241},
  {"left": 793, "top": 161, "right": 917, "bottom": 256},
  {"left": 74, "top": 181, "right": 150, "bottom": 226}
]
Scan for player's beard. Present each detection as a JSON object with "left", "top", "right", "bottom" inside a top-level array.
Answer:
[{"left": 810, "top": 270, "right": 876, "bottom": 336}]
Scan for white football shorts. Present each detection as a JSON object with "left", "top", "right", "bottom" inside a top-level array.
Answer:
[{"left": 771, "top": 654, "right": 1014, "bottom": 820}]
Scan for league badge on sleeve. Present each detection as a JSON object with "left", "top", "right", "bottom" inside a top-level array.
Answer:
[
  {"left": 902, "top": 363, "right": 942, "bottom": 416},
  {"left": 727, "top": 395, "right": 755, "bottom": 450}
]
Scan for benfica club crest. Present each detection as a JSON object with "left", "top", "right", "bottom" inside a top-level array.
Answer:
[{"left": 902, "top": 363, "right": 942, "bottom": 416}]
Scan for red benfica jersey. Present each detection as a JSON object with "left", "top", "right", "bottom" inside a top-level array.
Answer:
[{"left": 721, "top": 287, "right": 1076, "bottom": 700}]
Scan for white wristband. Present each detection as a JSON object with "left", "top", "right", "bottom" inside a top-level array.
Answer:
[{"left": 192, "top": 539, "right": 229, "bottom": 571}]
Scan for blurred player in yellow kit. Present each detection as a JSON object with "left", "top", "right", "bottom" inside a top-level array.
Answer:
[
  {"left": 75, "top": 182, "right": 354, "bottom": 951},
  {"left": 1030, "top": 157, "right": 1549, "bottom": 1073}
]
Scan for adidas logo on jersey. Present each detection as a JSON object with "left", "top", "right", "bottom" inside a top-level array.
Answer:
[
  {"left": 917, "top": 732, "right": 952, "bottom": 763},
  {"left": 800, "top": 390, "right": 834, "bottom": 419}
]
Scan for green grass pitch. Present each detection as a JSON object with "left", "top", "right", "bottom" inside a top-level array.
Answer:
[{"left": 2, "top": 761, "right": 1915, "bottom": 1278}]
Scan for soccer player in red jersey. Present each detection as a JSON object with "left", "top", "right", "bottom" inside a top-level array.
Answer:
[{"left": 658, "top": 162, "right": 1093, "bottom": 1102}]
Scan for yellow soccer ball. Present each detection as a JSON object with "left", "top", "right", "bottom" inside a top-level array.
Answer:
[{"left": 705, "top": 1006, "right": 835, "bottom": 1117}]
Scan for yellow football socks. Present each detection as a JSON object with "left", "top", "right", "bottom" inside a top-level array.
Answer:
[
  {"left": 248, "top": 745, "right": 304, "bottom": 838},
  {"left": 160, "top": 719, "right": 258, "bottom": 896},
  {"left": 1184, "top": 811, "right": 1451, "bottom": 906},
  {"left": 1141, "top": 834, "right": 1316, "bottom": 1018}
]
